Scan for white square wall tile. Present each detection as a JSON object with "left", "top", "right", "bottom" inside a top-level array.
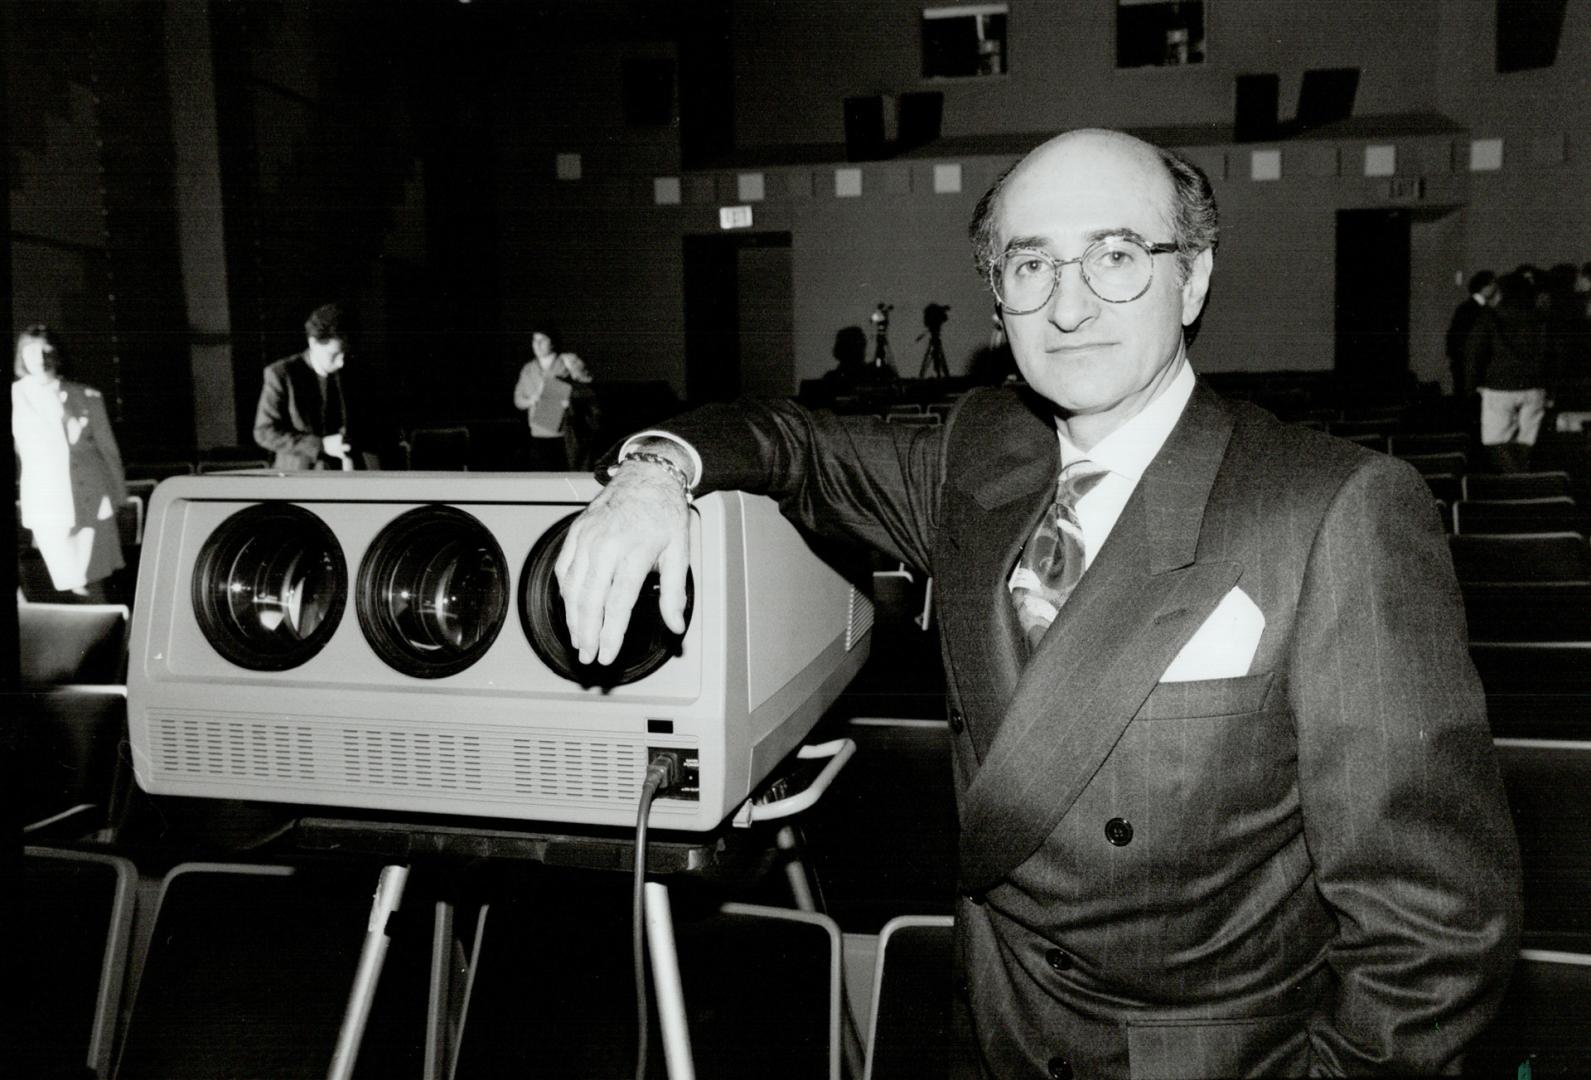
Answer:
[
  {"left": 555, "top": 153, "right": 582, "bottom": 180},
  {"left": 933, "top": 163, "right": 962, "bottom": 194},
  {"left": 1249, "top": 149, "right": 1282, "bottom": 181},
  {"left": 1469, "top": 138, "right": 1503, "bottom": 171},
  {"left": 834, "top": 167, "right": 863, "bottom": 197},
  {"left": 736, "top": 172, "right": 766, "bottom": 201},
  {"left": 653, "top": 177, "right": 682, "bottom": 205},
  {"left": 1363, "top": 145, "right": 1396, "bottom": 177}
]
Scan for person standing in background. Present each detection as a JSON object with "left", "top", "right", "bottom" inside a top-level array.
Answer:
[
  {"left": 1470, "top": 271, "right": 1551, "bottom": 472},
  {"left": 1446, "top": 269, "right": 1496, "bottom": 400},
  {"left": 254, "top": 302, "right": 375, "bottom": 470},
  {"left": 12, "top": 323, "right": 127, "bottom": 600},
  {"left": 513, "top": 323, "right": 594, "bottom": 470}
]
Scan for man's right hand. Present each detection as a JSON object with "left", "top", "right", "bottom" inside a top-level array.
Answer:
[
  {"left": 323, "top": 432, "right": 350, "bottom": 460},
  {"left": 554, "top": 458, "right": 691, "bottom": 666}
]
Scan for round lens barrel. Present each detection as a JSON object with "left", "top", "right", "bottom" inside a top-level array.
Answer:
[
  {"left": 519, "top": 512, "right": 693, "bottom": 687},
  {"left": 192, "top": 503, "right": 347, "bottom": 671},
  {"left": 357, "top": 506, "right": 509, "bottom": 679}
]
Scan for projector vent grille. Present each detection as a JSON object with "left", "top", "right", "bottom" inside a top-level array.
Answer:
[
  {"left": 155, "top": 714, "right": 318, "bottom": 782},
  {"left": 146, "top": 710, "right": 666, "bottom": 809},
  {"left": 512, "top": 738, "right": 643, "bottom": 799},
  {"left": 846, "top": 586, "right": 875, "bottom": 651},
  {"left": 341, "top": 729, "right": 484, "bottom": 791}
]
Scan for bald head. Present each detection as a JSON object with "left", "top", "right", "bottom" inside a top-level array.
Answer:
[{"left": 970, "top": 128, "right": 1218, "bottom": 285}]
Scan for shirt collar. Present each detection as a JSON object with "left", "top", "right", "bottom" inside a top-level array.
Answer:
[{"left": 1056, "top": 349, "right": 1195, "bottom": 483}]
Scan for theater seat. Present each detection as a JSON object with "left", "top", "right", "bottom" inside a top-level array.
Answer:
[
  {"left": 404, "top": 425, "right": 472, "bottom": 470},
  {"left": 1471, "top": 643, "right": 1591, "bottom": 740},
  {"left": 1450, "top": 533, "right": 1591, "bottom": 583},
  {"left": 1493, "top": 739, "right": 1591, "bottom": 948},
  {"left": 1453, "top": 497, "right": 1583, "bottom": 536},
  {"left": 1463, "top": 582, "right": 1591, "bottom": 641},
  {"left": 1464, "top": 948, "right": 1591, "bottom": 1078},
  {"left": 1389, "top": 431, "right": 1470, "bottom": 457},
  {"left": 1339, "top": 432, "right": 1387, "bottom": 453},
  {"left": 1399, "top": 450, "right": 1468, "bottom": 476},
  {"left": 864, "top": 915, "right": 956, "bottom": 1080},
  {"left": 456, "top": 884, "right": 842, "bottom": 1080},
  {"left": 1464, "top": 471, "right": 1574, "bottom": 501},
  {"left": 18, "top": 602, "right": 130, "bottom": 687},
  {"left": 20, "top": 847, "right": 138, "bottom": 1080},
  {"left": 116, "top": 862, "right": 430, "bottom": 1079},
  {"left": 802, "top": 719, "right": 958, "bottom": 932},
  {"left": 1423, "top": 472, "right": 1461, "bottom": 505},
  {"left": 197, "top": 458, "right": 269, "bottom": 473},
  {"left": 19, "top": 686, "right": 128, "bottom": 831}
]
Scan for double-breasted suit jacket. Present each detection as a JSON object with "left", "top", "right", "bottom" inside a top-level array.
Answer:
[{"left": 648, "top": 380, "right": 1520, "bottom": 1078}]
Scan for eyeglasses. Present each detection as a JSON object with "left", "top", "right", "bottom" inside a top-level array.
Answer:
[{"left": 990, "top": 236, "right": 1179, "bottom": 313}]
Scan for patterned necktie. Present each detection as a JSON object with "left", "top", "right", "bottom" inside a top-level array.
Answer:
[{"left": 1009, "top": 460, "right": 1109, "bottom": 649}]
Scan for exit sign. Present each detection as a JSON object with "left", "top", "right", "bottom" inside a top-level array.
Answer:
[
  {"left": 1385, "top": 177, "right": 1424, "bottom": 202},
  {"left": 719, "top": 205, "right": 753, "bottom": 229}
]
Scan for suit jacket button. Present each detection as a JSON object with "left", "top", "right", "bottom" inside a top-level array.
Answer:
[
  {"left": 1104, "top": 817, "right": 1134, "bottom": 846},
  {"left": 1047, "top": 1056, "right": 1073, "bottom": 1079},
  {"left": 948, "top": 708, "right": 964, "bottom": 734},
  {"left": 1045, "top": 947, "right": 1072, "bottom": 972}
]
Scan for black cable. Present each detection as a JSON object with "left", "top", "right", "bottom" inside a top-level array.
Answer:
[{"left": 633, "top": 754, "right": 679, "bottom": 1080}]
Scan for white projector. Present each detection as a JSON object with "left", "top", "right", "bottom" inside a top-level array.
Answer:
[{"left": 125, "top": 472, "right": 873, "bottom": 831}]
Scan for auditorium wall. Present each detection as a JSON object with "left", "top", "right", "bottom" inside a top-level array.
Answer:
[{"left": 489, "top": 0, "right": 1589, "bottom": 399}]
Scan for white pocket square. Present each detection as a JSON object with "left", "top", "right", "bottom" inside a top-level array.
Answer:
[{"left": 1159, "top": 586, "right": 1265, "bottom": 683}]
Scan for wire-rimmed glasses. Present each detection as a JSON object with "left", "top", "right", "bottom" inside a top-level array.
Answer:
[{"left": 991, "top": 235, "right": 1179, "bottom": 313}]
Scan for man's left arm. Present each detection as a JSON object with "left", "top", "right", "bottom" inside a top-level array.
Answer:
[{"left": 1289, "top": 455, "right": 1521, "bottom": 1075}]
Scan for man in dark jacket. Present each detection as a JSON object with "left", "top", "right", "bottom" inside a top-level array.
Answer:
[
  {"left": 1446, "top": 269, "right": 1496, "bottom": 398},
  {"left": 254, "top": 303, "right": 378, "bottom": 470}
]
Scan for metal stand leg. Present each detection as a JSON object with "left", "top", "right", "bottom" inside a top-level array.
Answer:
[
  {"left": 644, "top": 882, "right": 696, "bottom": 1080},
  {"left": 328, "top": 864, "right": 410, "bottom": 1080},
  {"left": 777, "top": 827, "right": 866, "bottom": 1080}
]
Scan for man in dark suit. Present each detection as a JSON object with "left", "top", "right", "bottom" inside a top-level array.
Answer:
[
  {"left": 253, "top": 302, "right": 377, "bottom": 470},
  {"left": 1446, "top": 269, "right": 1497, "bottom": 399},
  {"left": 557, "top": 129, "right": 1520, "bottom": 1077}
]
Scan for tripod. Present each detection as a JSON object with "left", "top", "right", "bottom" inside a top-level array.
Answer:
[
  {"left": 917, "top": 327, "right": 948, "bottom": 379},
  {"left": 918, "top": 303, "right": 950, "bottom": 379}
]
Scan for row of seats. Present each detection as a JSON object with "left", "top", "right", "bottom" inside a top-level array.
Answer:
[
  {"left": 124, "top": 454, "right": 269, "bottom": 482},
  {"left": 21, "top": 850, "right": 856, "bottom": 1080},
  {"left": 17, "top": 620, "right": 1591, "bottom": 1076}
]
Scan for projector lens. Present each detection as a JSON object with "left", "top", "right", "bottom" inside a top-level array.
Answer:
[
  {"left": 357, "top": 505, "right": 509, "bottom": 678},
  {"left": 192, "top": 503, "right": 347, "bottom": 670},
  {"left": 518, "top": 511, "right": 693, "bottom": 687}
]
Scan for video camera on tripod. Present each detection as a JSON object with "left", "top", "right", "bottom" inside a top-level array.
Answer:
[{"left": 918, "top": 302, "right": 951, "bottom": 378}]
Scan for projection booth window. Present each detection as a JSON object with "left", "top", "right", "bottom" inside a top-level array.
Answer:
[
  {"left": 1116, "top": 0, "right": 1205, "bottom": 68},
  {"left": 922, "top": 4, "right": 1008, "bottom": 79}
]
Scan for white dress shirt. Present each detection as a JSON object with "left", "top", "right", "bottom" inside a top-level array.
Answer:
[{"left": 1047, "top": 352, "right": 1195, "bottom": 572}]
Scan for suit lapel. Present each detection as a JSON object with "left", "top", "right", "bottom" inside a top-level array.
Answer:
[
  {"left": 936, "top": 391, "right": 1059, "bottom": 760},
  {"left": 285, "top": 354, "right": 323, "bottom": 434},
  {"left": 957, "top": 384, "right": 1242, "bottom": 892}
]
